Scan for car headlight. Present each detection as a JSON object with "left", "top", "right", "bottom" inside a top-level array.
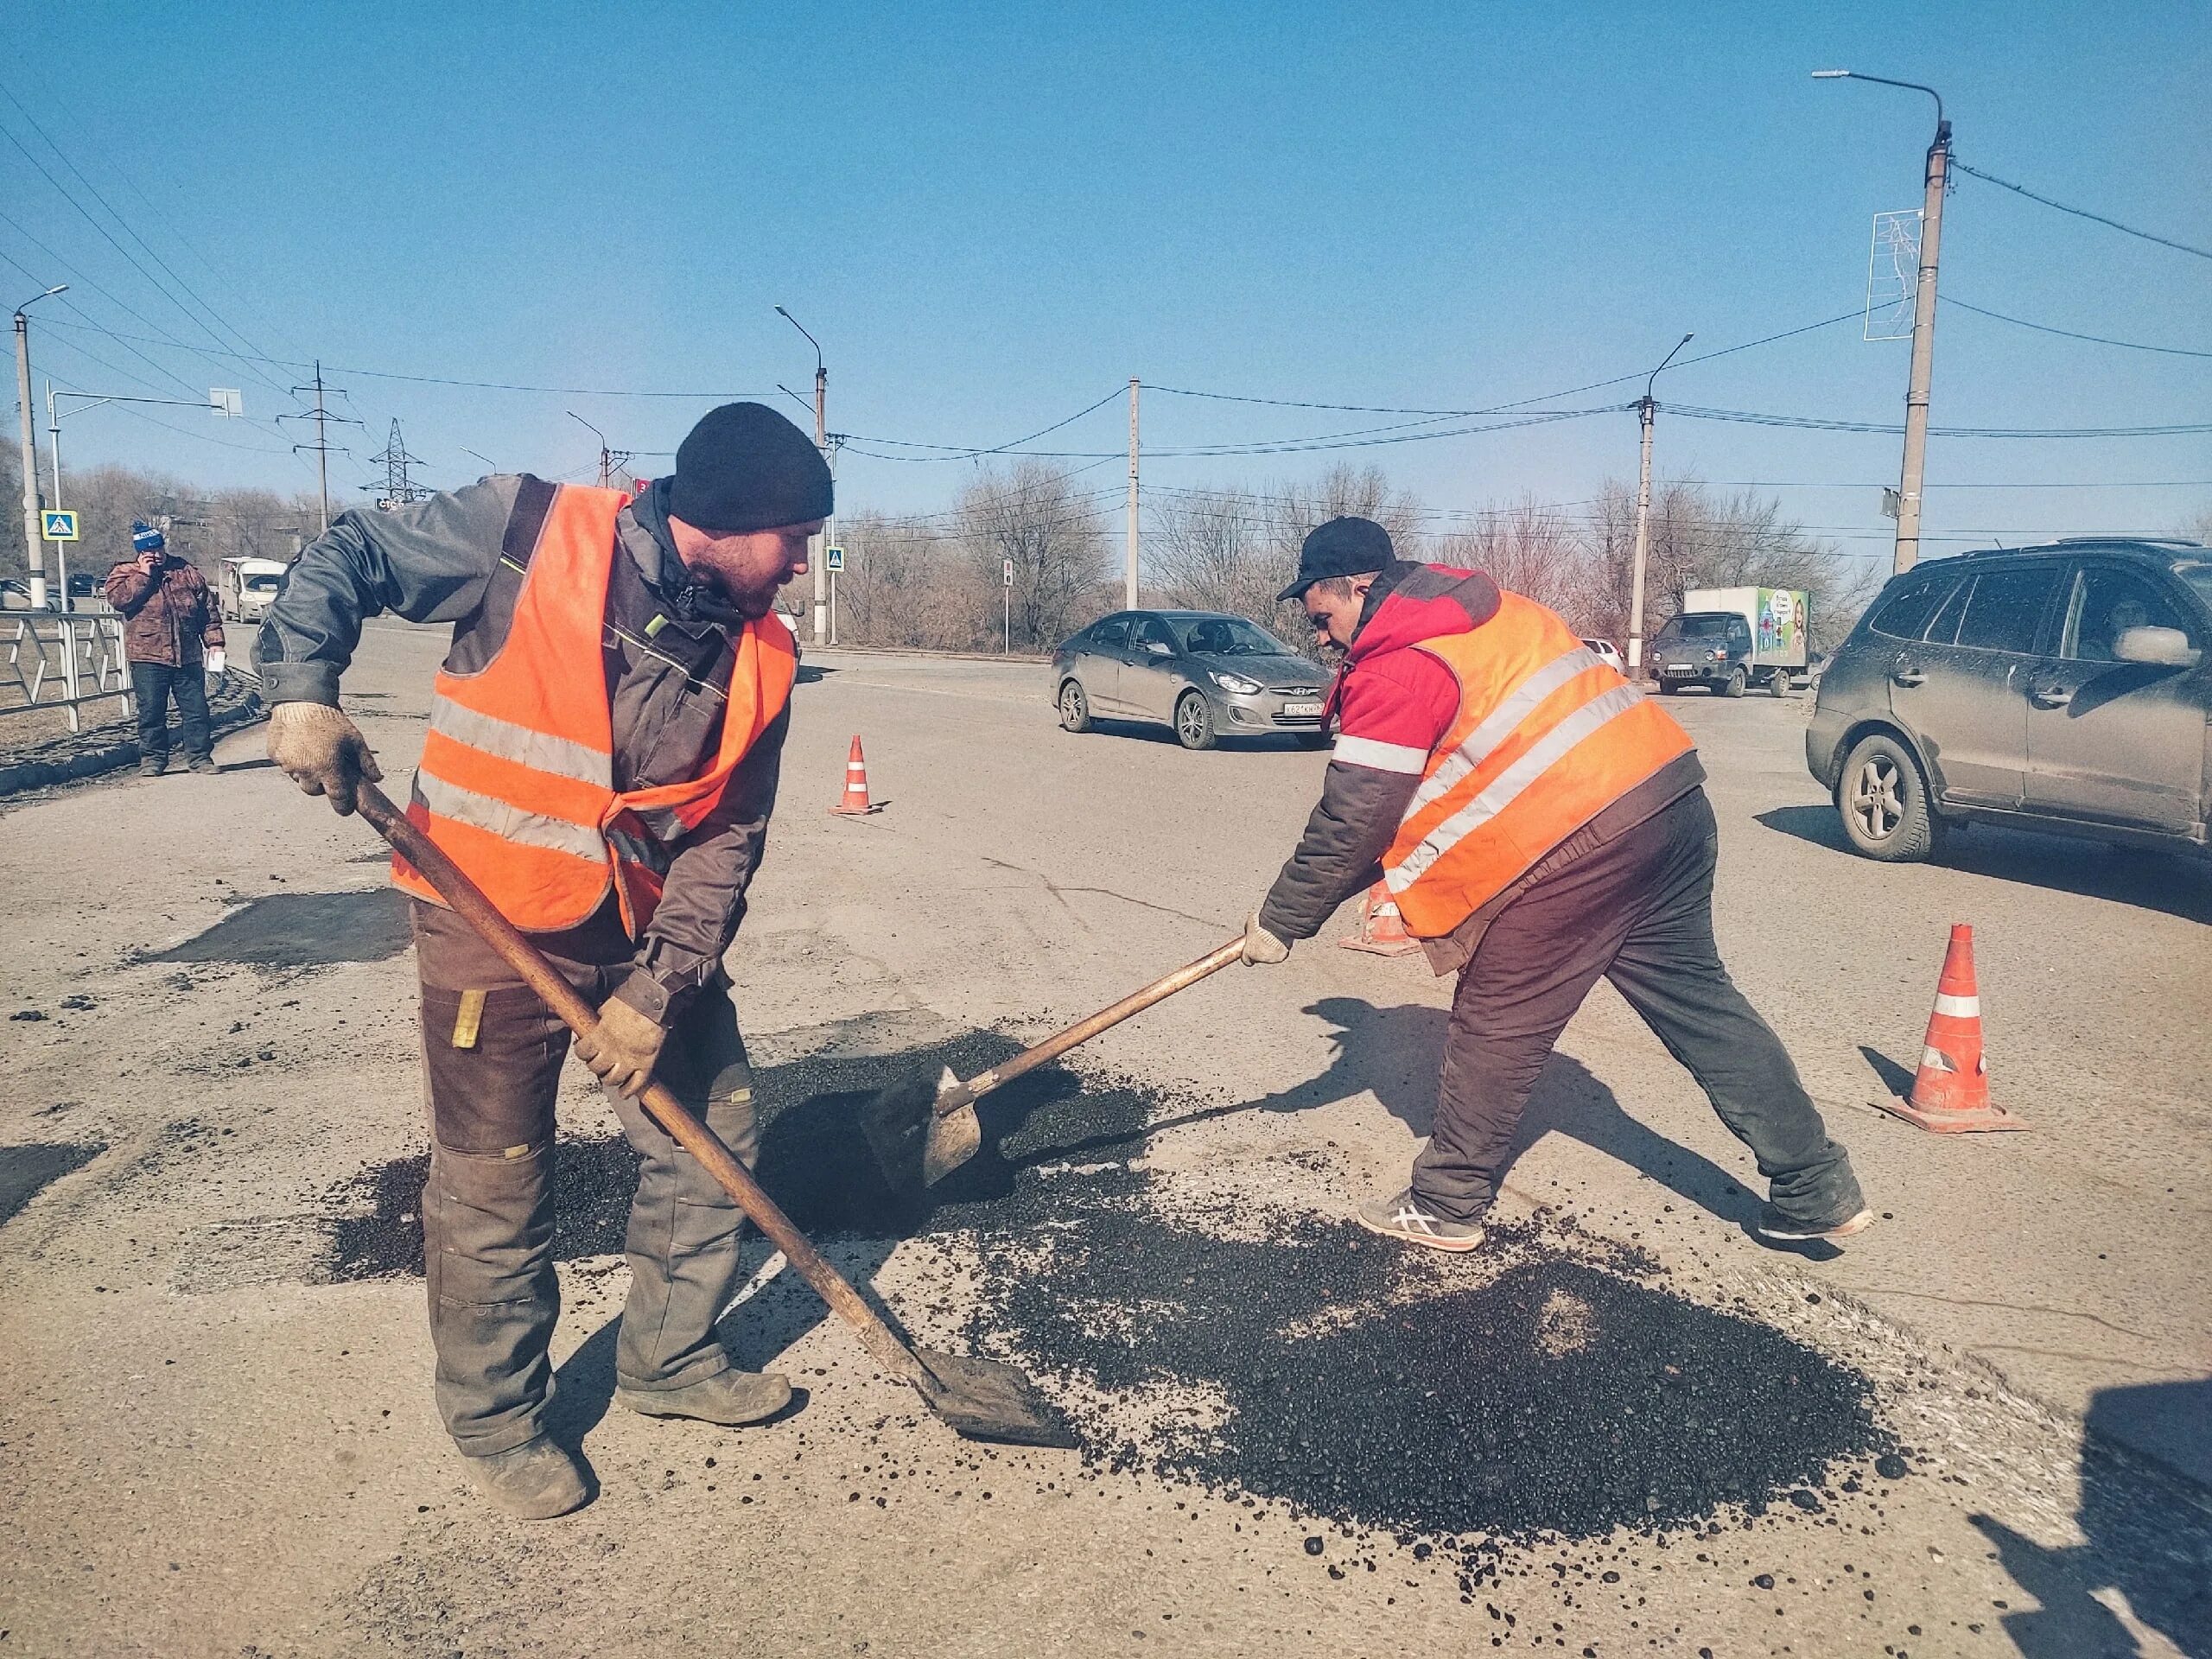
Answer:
[{"left": 1209, "top": 671, "right": 1261, "bottom": 695}]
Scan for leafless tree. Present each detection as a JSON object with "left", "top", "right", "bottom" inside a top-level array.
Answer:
[
  {"left": 955, "top": 458, "right": 1110, "bottom": 651},
  {"left": 1433, "top": 499, "right": 1595, "bottom": 626}
]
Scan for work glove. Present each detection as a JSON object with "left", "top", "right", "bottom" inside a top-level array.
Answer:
[
  {"left": 1239, "top": 908, "right": 1290, "bottom": 967},
  {"left": 574, "top": 994, "right": 666, "bottom": 1099},
  {"left": 267, "top": 701, "right": 384, "bottom": 816}
]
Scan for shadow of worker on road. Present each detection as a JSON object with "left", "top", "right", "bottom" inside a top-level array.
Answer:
[
  {"left": 1240, "top": 997, "right": 1764, "bottom": 1228},
  {"left": 1973, "top": 1376, "right": 2212, "bottom": 1658}
]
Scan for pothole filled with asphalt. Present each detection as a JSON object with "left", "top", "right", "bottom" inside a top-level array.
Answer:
[
  {"left": 144, "top": 887, "right": 412, "bottom": 967},
  {"left": 321, "top": 1027, "right": 1891, "bottom": 1546}
]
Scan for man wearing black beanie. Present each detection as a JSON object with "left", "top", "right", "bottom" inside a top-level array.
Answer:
[{"left": 254, "top": 403, "right": 829, "bottom": 1519}]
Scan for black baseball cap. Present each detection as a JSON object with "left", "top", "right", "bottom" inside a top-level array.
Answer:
[{"left": 1276, "top": 516, "right": 1395, "bottom": 602}]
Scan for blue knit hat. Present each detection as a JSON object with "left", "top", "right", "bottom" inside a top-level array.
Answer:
[{"left": 130, "top": 520, "right": 165, "bottom": 555}]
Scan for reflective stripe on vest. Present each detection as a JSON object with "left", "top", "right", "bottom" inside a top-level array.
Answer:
[
  {"left": 391, "top": 482, "right": 796, "bottom": 931},
  {"left": 1379, "top": 592, "right": 1694, "bottom": 936}
]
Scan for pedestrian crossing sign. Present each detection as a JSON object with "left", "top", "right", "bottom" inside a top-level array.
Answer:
[
  {"left": 825, "top": 545, "right": 844, "bottom": 572},
  {"left": 41, "top": 510, "right": 78, "bottom": 541}
]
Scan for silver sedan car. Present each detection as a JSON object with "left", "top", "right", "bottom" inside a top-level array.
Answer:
[{"left": 1051, "top": 609, "right": 1332, "bottom": 750}]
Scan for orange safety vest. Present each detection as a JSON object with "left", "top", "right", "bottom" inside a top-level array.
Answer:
[
  {"left": 1382, "top": 593, "right": 1694, "bottom": 937},
  {"left": 391, "top": 484, "right": 797, "bottom": 934}
]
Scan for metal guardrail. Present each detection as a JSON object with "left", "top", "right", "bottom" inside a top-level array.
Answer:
[{"left": 1, "top": 615, "right": 136, "bottom": 733}]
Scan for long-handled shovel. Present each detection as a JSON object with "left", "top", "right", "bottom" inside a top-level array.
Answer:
[
  {"left": 357, "top": 783, "right": 1075, "bottom": 1451},
  {"left": 861, "top": 935, "right": 1248, "bottom": 1195}
]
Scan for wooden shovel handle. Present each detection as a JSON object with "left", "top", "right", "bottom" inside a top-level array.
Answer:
[
  {"left": 356, "top": 784, "right": 931, "bottom": 1391},
  {"left": 944, "top": 935, "right": 1249, "bottom": 1114}
]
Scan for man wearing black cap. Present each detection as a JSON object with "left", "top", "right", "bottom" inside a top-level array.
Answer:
[
  {"left": 1240, "top": 518, "right": 1867, "bottom": 1256},
  {"left": 257, "top": 402, "right": 830, "bottom": 1518}
]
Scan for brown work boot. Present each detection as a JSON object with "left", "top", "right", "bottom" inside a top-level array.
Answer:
[
  {"left": 459, "top": 1438, "right": 591, "bottom": 1520},
  {"left": 617, "top": 1368, "right": 793, "bottom": 1427}
]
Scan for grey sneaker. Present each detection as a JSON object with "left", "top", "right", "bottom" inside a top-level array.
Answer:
[
  {"left": 617, "top": 1368, "right": 793, "bottom": 1427},
  {"left": 1355, "top": 1189, "right": 1485, "bottom": 1253},
  {"left": 137, "top": 757, "right": 166, "bottom": 778},
  {"left": 186, "top": 755, "right": 219, "bottom": 775},
  {"left": 460, "top": 1438, "right": 590, "bottom": 1520},
  {"left": 1756, "top": 1204, "right": 1874, "bottom": 1243}
]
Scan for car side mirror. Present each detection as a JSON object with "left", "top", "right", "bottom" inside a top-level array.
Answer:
[{"left": 2113, "top": 626, "right": 2202, "bottom": 669}]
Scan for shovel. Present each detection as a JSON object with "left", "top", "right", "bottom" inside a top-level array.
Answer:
[
  {"left": 861, "top": 935, "right": 1249, "bottom": 1194},
  {"left": 357, "top": 782, "right": 1075, "bottom": 1452}
]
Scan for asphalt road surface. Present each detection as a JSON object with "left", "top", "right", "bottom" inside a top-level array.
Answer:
[{"left": 2, "top": 631, "right": 2206, "bottom": 1657}]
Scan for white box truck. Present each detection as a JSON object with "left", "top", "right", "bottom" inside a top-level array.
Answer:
[
  {"left": 219, "top": 556, "right": 289, "bottom": 623},
  {"left": 1650, "top": 587, "right": 1809, "bottom": 696}
]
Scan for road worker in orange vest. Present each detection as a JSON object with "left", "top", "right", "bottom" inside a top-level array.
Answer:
[
  {"left": 1241, "top": 518, "right": 1870, "bottom": 1254},
  {"left": 258, "top": 404, "right": 826, "bottom": 1519}
]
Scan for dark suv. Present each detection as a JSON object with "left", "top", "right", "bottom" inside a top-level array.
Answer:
[{"left": 1806, "top": 539, "right": 2210, "bottom": 861}]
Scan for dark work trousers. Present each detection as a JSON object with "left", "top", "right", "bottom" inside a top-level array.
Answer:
[
  {"left": 1411, "top": 788, "right": 1864, "bottom": 1227},
  {"left": 129, "top": 660, "right": 211, "bottom": 765},
  {"left": 411, "top": 901, "right": 758, "bottom": 1458}
]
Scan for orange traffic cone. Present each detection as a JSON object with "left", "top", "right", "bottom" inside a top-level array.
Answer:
[
  {"left": 1875, "top": 924, "right": 2025, "bottom": 1133},
  {"left": 1338, "top": 881, "right": 1421, "bottom": 957},
  {"left": 829, "top": 735, "right": 881, "bottom": 816}
]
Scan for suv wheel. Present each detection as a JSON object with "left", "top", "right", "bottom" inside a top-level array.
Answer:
[
  {"left": 1767, "top": 670, "right": 1788, "bottom": 697},
  {"left": 1722, "top": 666, "right": 1748, "bottom": 698},
  {"left": 1058, "top": 679, "right": 1093, "bottom": 734},
  {"left": 1837, "top": 732, "right": 1937, "bottom": 862},
  {"left": 1174, "top": 691, "right": 1218, "bottom": 751}
]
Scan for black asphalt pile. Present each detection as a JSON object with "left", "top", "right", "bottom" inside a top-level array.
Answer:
[
  {"left": 318, "top": 1027, "right": 1888, "bottom": 1544},
  {"left": 146, "top": 887, "right": 413, "bottom": 967},
  {"left": 327, "top": 1136, "right": 643, "bottom": 1279},
  {"left": 963, "top": 1170, "right": 1887, "bottom": 1541}
]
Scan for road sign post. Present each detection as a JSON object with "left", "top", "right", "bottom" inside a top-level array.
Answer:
[
  {"left": 825, "top": 546, "right": 842, "bottom": 646},
  {"left": 1002, "top": 557, "right": 1014, "bottom": 655}
]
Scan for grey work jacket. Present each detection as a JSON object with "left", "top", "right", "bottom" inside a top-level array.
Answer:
[{"left": 255, "top": 474, "right": 786, "bottom": 1024}]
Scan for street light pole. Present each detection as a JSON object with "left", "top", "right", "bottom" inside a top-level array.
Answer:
[
  {"left": 776, "top": 307, "right": 830, "bottom": 646},
  {"left": 1815, "top": 70, "right": 1949, "bottom": 573},
  {"left": 13, "top": 283, "right": 67, "bottom": 610},
  {"left": 1626, "top": 333, "right": 1693, "bottom": 678}
]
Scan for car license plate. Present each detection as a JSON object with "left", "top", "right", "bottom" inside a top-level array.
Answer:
[{"left": 1282, "top": 701, "right": 1324, "bottom": 717}]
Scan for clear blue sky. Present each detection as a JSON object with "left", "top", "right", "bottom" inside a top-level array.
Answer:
[{"left": 9, "top": 1, "right": 2209, "bottom": 565}]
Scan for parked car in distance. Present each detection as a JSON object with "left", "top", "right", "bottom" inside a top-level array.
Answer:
[
  {"left": 1806, "top": 538, "right": 2211, "bottom": 862},
  {"left": 1580, "top": 637, "right": 1624, "bottom": 671},
  {"left": 1052, "top": 610, "right": 1331, "bottom": 750}
]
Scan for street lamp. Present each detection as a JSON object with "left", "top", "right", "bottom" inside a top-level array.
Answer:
[
  {"left": 1815, "top": 69, "right": 1950, "bottom": 572},
  {"left": 14, "top": 283, "right": 67, "bottom": 609},
  {"left": 775, "top": 305, "right": 830, "bottom": 645},
  {"left": 566, "top": 410, "right": 616, "bottom": 488},
  {"left": 1625, "top": 333, "right": 1694, "bottom": 677},
  {"left": 461, "top": 448, "right": 498, "bottom": 476}
]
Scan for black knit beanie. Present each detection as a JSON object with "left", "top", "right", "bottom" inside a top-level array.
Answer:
[{"left": 668, "top": 401, "right": 834, "bottom": 532}]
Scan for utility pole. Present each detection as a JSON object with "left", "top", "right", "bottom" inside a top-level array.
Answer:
[
  {"left": 776, "top": 306, "right": 830, "bottom": 646},
  {"left": 14, "top": 284, "right": 66, "bottom": 610},
  {"left": 1626, "top": 334, "right": 1693, "bottom": 678},
  {"left": 1814, "top": 70, "right": 1949, "bottom": 574},
  {"left": 1125, "top": 378, "right": 1141, "bottom": 609},
  {"left": 565, "top": 412, "right": 630, "bottom": 493},
  {"left": 282, "top": 361, "right": 359, "bottom": 533}
]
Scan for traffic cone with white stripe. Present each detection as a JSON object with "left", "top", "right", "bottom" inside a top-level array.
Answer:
[
  {"left": 829, "top": 734, "right": 881, "bottom": 816},
  {"left": 1875, "top": 924, "right": 2025, "bottom": 1133},
  {"left": 1338, "top": 881, "right": 1421, "bottom": 958}
]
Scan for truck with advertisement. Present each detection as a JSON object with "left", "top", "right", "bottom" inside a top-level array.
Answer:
[
  {"left": 1649, "top": 586, "right": 1809, "bottom": 696},
  {"left": 219, "top": 556, "right": 289, "bottom": 623}
]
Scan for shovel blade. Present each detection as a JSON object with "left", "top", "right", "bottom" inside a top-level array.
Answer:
[
  {"left": 861, "top": 1065, "right": 982, "bottom": 1195},
  {"left": 912, "top": 1348, "right": 1077, "bottom": 1449}
]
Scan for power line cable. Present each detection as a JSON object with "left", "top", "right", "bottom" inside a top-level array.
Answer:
[
  {"left": 1664, "top": 404, "right": 2212, "bottom": 439},
  {"left": 1944, "top": 296, "right": 2212, "bottom": 359},
  {"left": 0, "top": 107, "right": 297, "bottom": 403},
  {"left": 1951, "top": 157, "right": 2212, "bottom": 262}
]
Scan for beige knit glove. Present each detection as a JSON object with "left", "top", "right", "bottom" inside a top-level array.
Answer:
[{"left": 267, "top": 702, "right": 383, "bottom": 816}]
